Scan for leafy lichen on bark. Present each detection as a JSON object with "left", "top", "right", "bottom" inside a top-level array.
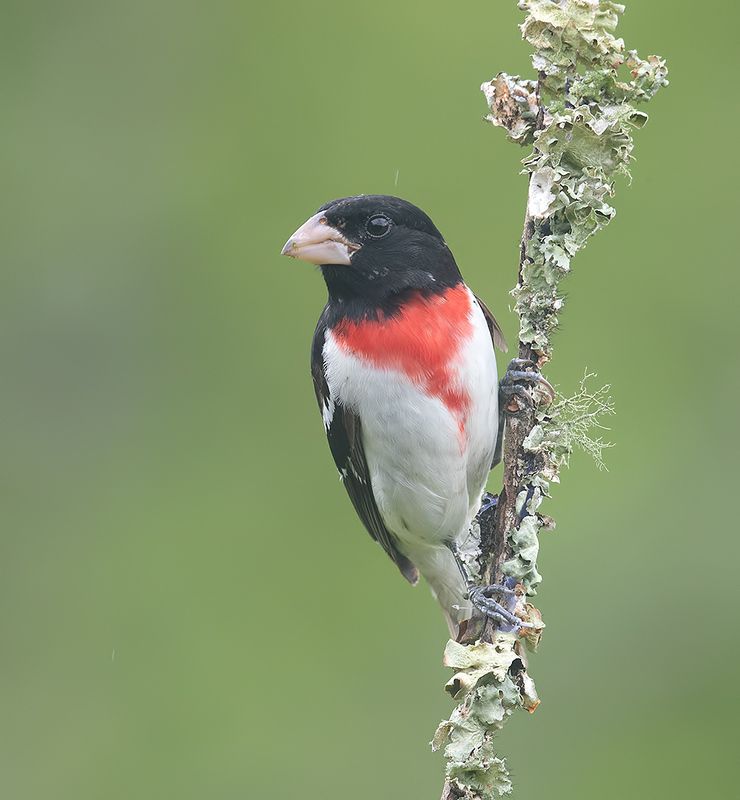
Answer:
[{"left": 433, "top": 3, "right": 667, "bottom": 797}]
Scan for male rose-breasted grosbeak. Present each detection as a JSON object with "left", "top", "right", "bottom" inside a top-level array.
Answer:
[{"left": 282, "top": 195, "right": 535, "bottom": 636}]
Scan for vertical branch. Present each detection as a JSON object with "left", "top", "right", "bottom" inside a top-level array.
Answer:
[
  {"left": 483, "top": 72, "right": 547, "bottom": 593},
  {"left": 433, "top": 3, "right": 667, "bottom": 798}
]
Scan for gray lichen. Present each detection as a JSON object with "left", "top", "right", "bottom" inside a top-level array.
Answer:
[
  {"left": 436, "top": 3, "right": 666, "bottom": 797},
  {"left": 432, "top": 638, "right": 536, "bottom": 799},
  {"left": 483, "top": 2, "right": 668, "bottom": 361},
  {"left": 535, "top": 371, "right": 616, "bottom": 474}
]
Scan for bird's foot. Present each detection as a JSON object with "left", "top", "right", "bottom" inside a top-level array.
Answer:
[
  {"left": 500, "top": 358, "right": 555, "bottom": 412},
  {"left": 478, "top": 492, "right": 499, "bottom": 517},
  {"left": 466, "top": 580, "right": 534, "bottom": 632}
]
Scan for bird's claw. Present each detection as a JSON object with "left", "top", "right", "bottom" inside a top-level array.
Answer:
[
  {"left": 500, "top": 358, "right": 555, "bottom": 411},
  {"left": 467, "top": 583, "right": 534, "bottom": 632},
  {"left": 478, "top": 492, "right": 499, "bottom": 517}
]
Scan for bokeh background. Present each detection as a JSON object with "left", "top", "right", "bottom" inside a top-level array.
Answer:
[{"left": 2, "top": 1, "right": 738, "bottom": 798}]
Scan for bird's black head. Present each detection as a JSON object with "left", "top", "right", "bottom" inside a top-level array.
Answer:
[{"left": 281, "top": 195, "right": 462, "bottom": 315}]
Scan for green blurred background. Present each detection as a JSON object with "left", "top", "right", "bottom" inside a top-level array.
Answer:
[{"left": 2, "top": 1, "right": 738, "bottom": 798}]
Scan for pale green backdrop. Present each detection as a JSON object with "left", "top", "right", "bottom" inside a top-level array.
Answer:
[{"left": 2, "top": 2, "right": 738, "bottom": 798}]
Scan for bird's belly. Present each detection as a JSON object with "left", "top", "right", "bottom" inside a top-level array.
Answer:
[
  {"left": 324, "top": 314, "right": 498, "bottom": 548},
  {"left": 363, "top": 391, "right": 470, "bottom": 548}
]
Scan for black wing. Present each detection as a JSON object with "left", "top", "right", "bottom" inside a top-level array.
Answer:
[
  {"left": 311, "top": 310, "right": 419, "bottom": 585},
  {"left": 473, "top": 293, "right": 508, "bottom": 354}
]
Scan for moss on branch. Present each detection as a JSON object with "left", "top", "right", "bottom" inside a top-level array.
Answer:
[{"left": 434, "top": 3, "right": 667, "bottom": 797}]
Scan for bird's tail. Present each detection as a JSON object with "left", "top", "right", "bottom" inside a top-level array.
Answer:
[{"left": 409, "top": 544, "right": 472, "bottom": 638}]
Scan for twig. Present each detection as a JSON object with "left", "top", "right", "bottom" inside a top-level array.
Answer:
[
  {"left": 433, "top": 3, "right": 667, "bottom": 797},
  {"left": 483, "top": 70, "right": 547, "bottom": 599}
]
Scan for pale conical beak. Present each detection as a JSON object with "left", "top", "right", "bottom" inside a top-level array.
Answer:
[{"left": 280, "top": 211, "right": 359, "bottom": 265}]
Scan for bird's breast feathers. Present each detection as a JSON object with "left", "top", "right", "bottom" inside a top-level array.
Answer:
[{"left": 322, "top": 284, "right": 499, "bottom": 546}]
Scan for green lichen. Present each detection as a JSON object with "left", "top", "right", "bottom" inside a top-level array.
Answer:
[
  {"left": 438, "top": 3, "right": 667, "bottom": 798},
  {"left": 534, "top": 371, "right": 616, "bottom": 472},
  {"left": 483, "top": 0, "right": 666, "bottom": 597},
  {"left": 501, "top": 515, "right": 544, "bottom": 594},
  {"left": 502, "top": 374, "right": 615, "bottom": 594},
  {"left": 432, "top": 638, "right": 528, "bottom": 797},
  {"left": 483, "top": 3, "right": 668, "bottom": 359},
  {"left": 522, "top": 0, "right": 626, "bottom": 78}
]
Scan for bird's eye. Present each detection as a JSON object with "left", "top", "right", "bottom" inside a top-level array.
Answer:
[{"left": 365, "top": 214, "right": 392, "bottom": 238}]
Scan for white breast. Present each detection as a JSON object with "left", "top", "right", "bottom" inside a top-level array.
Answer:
[{"left": 323, "top": 288, "right": 499, "bottom": 553}]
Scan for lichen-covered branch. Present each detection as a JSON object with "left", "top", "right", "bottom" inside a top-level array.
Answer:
[{"left": 432, "top": 3, "right": 667, "bottom": 797}]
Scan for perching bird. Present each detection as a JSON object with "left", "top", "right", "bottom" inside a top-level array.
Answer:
[{"left": 282, "top": 195, "right": 533, "bottom": 636}]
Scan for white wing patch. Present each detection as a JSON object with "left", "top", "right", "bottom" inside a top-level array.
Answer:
[{"left": 322, "top": 396, "right": 335, "bottom": 430}]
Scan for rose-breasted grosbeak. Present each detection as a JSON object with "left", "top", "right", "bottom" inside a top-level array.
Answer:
[{"left": 282, "top": 195, "right": 517, "bottom": 636}]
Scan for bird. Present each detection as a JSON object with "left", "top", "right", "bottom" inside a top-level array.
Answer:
[{"left": 281, "top": 195, "right": 523, "bottom": 637}]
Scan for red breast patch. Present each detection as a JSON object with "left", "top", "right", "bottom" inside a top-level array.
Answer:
[{"left": 332, "top": 285, "right": 473, "bottom": 427}]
